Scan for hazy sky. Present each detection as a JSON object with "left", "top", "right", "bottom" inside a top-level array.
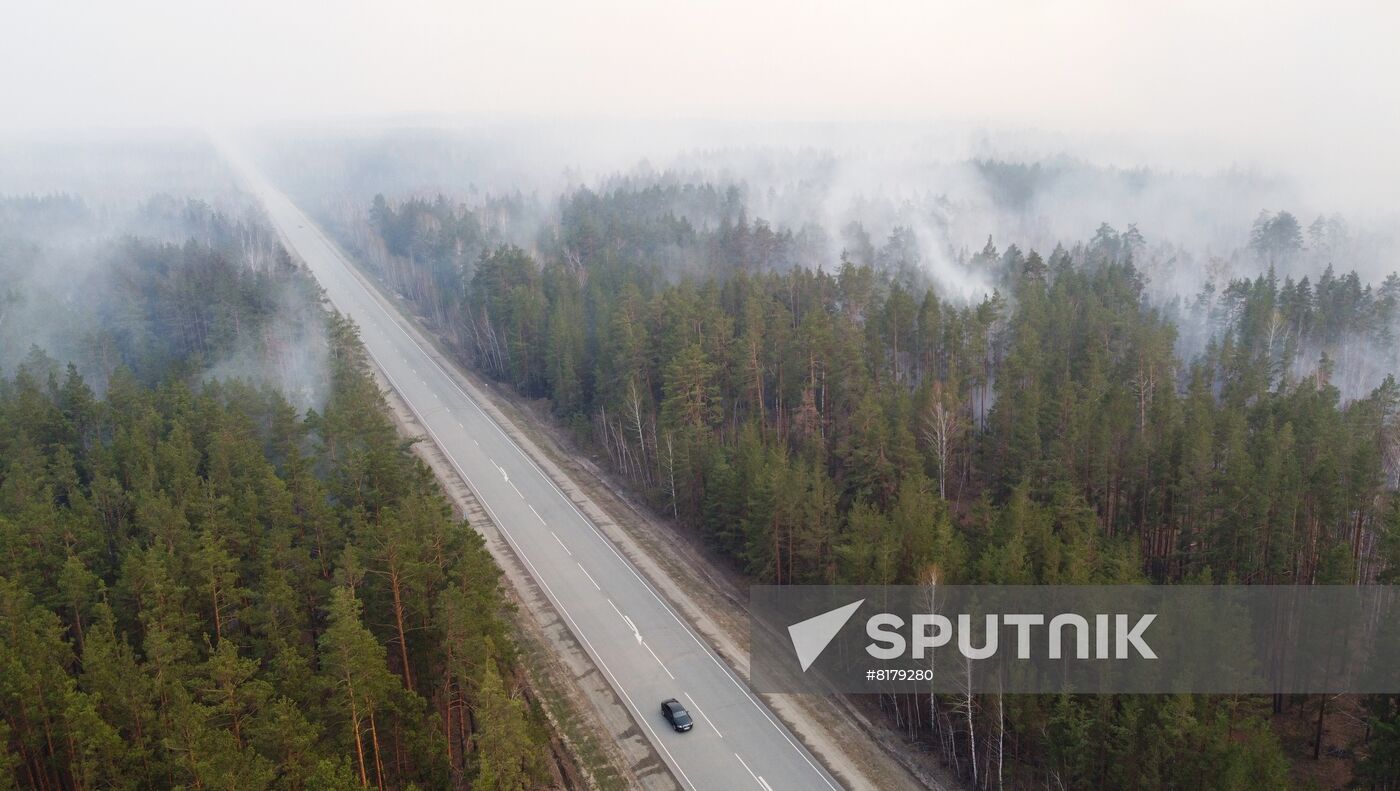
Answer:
[{"left": 4, "top": 1, "right": 1398, "bottom": 205}]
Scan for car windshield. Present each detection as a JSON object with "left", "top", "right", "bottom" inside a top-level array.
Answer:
[{"left": 673, "top": 709, "right": 691, "bottom": 725}]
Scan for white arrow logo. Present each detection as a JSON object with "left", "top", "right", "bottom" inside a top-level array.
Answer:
[{"left": 788, "top": 599, "right": 864, "bottom": 672}]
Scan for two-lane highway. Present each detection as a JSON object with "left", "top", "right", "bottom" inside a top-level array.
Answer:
[{"left": 229, "top": 154, "right": 843, "bottom": 791}]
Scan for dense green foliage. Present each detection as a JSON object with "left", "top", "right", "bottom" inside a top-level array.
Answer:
[
  {"left": 363, "top": 185, "right": 1400, "bottom": 788},
  {"left": 0, "top": 213, "right": 553, "bottom": 790},
  {"left": 371, "top": 193, "right": 1400, "bottom": 589}
]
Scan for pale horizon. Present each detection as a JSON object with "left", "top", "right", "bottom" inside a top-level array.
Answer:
[{"left": 4, "top": 1, "right": 1399, "bottom": 210}]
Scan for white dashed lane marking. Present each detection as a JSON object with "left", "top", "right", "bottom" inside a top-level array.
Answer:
[
  {"left": 684, "top": 693, "right": 721, "bottom": 738},
  {"left": 551, "top": 531, "right": 572, "bottom": 556}
]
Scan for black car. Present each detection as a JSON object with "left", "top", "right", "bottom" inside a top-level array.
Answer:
[{"left": 660, "top": 698, "right": 693, "bottom": 732}]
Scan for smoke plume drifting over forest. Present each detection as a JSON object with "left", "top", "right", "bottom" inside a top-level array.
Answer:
[
  {"left": 0, "top": 135, "right": 330, "bottom": 409},
  {"left": 250, "top": 121, "right": 1399, "bottom": 401}
]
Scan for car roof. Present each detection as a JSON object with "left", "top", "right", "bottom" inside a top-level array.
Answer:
[{"left": 664, "top": 699, "right": 684, "bottom": 710}]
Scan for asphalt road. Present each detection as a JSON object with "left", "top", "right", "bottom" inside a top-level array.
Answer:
[{"left": 233, "top": 159, "right": 844, "bottom": 791}]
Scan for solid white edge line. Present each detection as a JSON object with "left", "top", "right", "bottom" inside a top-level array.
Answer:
[{"left": 253, "top": 181, "right": 837, "bottom": 791}]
